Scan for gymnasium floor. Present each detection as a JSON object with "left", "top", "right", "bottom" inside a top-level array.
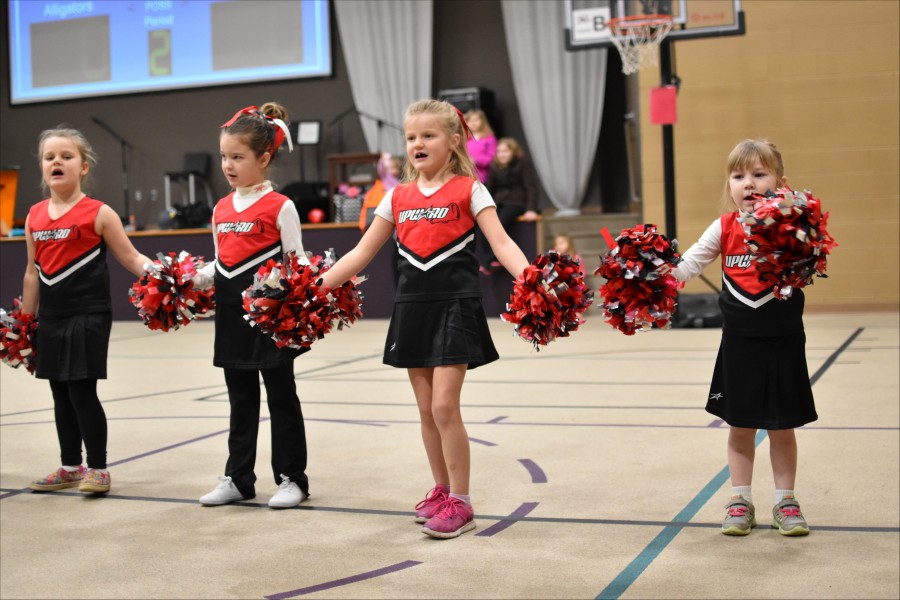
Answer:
[{"left": 1, "top": 312, "right": 898, "bottom": 599}]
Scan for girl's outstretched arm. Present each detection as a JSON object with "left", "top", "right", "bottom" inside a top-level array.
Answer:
[
  {"left": 320, "top": 216, "right": 394, "bottom": 289},
  {"left": 96, "top": 204, "right": 152, "bottom": 277},
  {"left": 476, "top": 206, "right": 530, "bottom": 277}
]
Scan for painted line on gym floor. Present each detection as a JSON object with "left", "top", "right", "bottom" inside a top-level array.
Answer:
[
  {"left": 596, "top": 327, "right": 865, "bottom": 600},
  {"left": 469, "top": 437, "right": 497, "bottom": 447},
  {"left": 707, "top": 418, "right": 724, "bottom": 427},
  {"left": 3, "top": 415, "right": 895, "bottom": 432},
  {"left": 518, "top": 459, "right": 547, "bottom": 483},
  {"left": 475, "top": 502, "right": 539, "bottom": 537},
  {"left": 265, "top": 560, "right": 422, "bottom": 599},
  {"left": 3, "top": 487, "right": 895, "bottom": 534},
  {"left": 488, "top": 415, "right": 508, "bottom": 423}
]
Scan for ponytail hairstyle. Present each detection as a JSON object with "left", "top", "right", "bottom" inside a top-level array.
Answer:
[
  {"left": 37, "top": 126, "right": 98, "bottom": 196},
  {"left": 220, "top": 102, "right": 293, "bottom": 162},
  {"left": 402, "top": 99, "right": 477, "bottom": 183},
  {"left": 722, "top": 139, "right": 785, "bottom": 209}
]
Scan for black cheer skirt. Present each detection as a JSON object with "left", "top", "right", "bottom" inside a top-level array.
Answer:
[
  {"left": 35, "top": 312, "right": 112, "bottom": 381},
  {"left": 705, "top": 330, "right": 817, "bottom": 430},
  {"left": 383, "top": 297, "right": 499, "bottom": 370}
]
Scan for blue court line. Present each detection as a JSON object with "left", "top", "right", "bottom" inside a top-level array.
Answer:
[{"left": 596, "top": 327, "right": 864, "bottom": 600}]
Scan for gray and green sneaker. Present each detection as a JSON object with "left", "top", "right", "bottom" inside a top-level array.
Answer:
[
  {"left": 772, "top": 495, "right": 810, "bottom": 536},
  {"left": 721, "top": 495, "right": 756, "bottom": 536}
]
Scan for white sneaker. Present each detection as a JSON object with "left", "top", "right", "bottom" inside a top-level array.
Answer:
[
  {"left": 199, "top": 475, "right": 244, "bottom": 506},
  {"left": 268, "top": 474, "right": 307, "bottom": 508}
]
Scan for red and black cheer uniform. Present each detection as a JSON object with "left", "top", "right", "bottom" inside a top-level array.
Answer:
[
  {"left": 28, "top": 196, "right": 112, "bottom": 469},
  {"left": 381, "top": 175, "right": 499, "bottom": 369},
  {"left": 210, "top": 188, "right": 309, "bottom": 498},
  {"left": 681, "top": 213, "right": 817, "bottom": 430}
]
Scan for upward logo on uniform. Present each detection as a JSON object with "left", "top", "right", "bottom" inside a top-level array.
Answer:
[
  {"left": 217, "top": 219, "right": 264, "bottom": 236},
  {"left": 32, "top": 225, "right": 80, "bottom": 242},
  {"left": 724, "top": 254, "right": 753, "bottom": 269},
  {"left": 397, "top": 203, "right": 461, "bottom": 225}
]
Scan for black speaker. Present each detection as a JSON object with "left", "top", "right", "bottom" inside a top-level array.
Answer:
[
  {"left": 437, "top": 87, "right": 499, "bottom": 133},
  {"left": 280, "top": 181, "right": 329, "bottom": 222}
]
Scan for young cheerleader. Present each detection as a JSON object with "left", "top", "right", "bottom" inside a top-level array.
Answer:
[
  {"left": 321, "top": 99, "right": 531, "bottom": 538},
  {"left": 195, "top": 103, "right": 312, "bottom": 509},
  {"left": 672, "top": 139, "right": 816, "bottom": 536},
  {"left": 23, "top": 126, "right": 152, "bottom": 494}
]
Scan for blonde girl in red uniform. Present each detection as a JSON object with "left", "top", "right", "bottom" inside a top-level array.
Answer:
[
  {"left": 23, "top": 127, "right": 151, "bottom": 494},
  {"left": 672, "top": 139, "right": 816, "bottom": 537},
  {"left": 195, "top": 103, "right": 312, "bottom": 509},
  {"left": 321, "top": 99, "right": 531, "bottom": 539}
]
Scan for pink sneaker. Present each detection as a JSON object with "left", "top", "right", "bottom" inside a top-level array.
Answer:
[
  {"left": 422, "top": 497, "right": 476, "bottom": 539},
  {"left": 30, "top": 466, "right": 86, "bottom": 491},
  {"left": 414, "top": 485, "right": 449, "bottom": 523}
]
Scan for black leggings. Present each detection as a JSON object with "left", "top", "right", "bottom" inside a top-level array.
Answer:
[
  {"left": 223, "top": 363, "right": 308, "bottom": 498},
  {"left": 49, "top": 379, "right": 107, "bottom": 469}
]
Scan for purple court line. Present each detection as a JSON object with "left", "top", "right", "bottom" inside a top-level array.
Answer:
[
  {"left": 265, "top": 560, "right": 422, "bottom": 599},
  {"left": 475, "top": 501, "right": 539, "bottom": 537},
  {"left": 108, "top": 426, "right": 236, "bottom": 467},
  {"left": 488, "top": 415, "right": 508, "bottom": 423},
  {"left": 707, "top": 418, "right": 724, "bottom": 427},
  {"left": 2, "top": 488, "right": 896, "bottom": 533},
  {"left": 1, "top": 416, "right": 388, "bottom": 428},
  {"left": 469, "top": 437, "right": 497, "bottom": 447},
  {"left": 518, "top": 458, "right": 547, "bottom": 483}
]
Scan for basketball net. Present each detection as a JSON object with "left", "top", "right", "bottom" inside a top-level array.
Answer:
[{"left": 607, "top": 15, "right": 674, "bottom": 75}]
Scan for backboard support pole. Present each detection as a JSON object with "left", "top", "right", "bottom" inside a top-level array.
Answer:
[{"left": 659, "top": 38, "right": 677, "bottom": 241}]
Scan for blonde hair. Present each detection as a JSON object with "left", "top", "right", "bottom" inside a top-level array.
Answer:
[
  {"left": 723, "top": 139, "right": 785, "bottom": 208},
  {"left": 464, "top": 109, "right": 494, "bottom": 137},
  {"left": 37, "top": 126, "right": 97, "bottom": 196},
  {"left": 554, "top": 233, "right": 577, "bottom": 255},
  {"left": 494, "top": 137, "right": 524, "bottom": 166},
  {"left": 402, "top": 99, "right": 477, "bottom": 183}
]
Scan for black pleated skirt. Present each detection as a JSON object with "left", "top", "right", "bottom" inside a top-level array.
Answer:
[
  {"left": 35, "top": 312, "right": 112, "bottom": 381},
  {"left": 383, "top": 297, "right": 499, "bottom": 370},
  {"left": 705, "top": 330, "right": 817, "bottom": 430}
]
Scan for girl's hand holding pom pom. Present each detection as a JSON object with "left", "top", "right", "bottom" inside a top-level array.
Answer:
[
  {"left": 739, "top": 188, "right": 836, "bottom": 300},
  {"left": 242, "top": 249, "right": 364, "bottom": 349},
  {"left": 129, "top": 251, "right": 216, "bottom": 331},
  {"left": 0, "top": 298, "right": 38, "bottom": 374},
  {"left": 596, "top": 224, "right": 684, "bottom": 335},
  {"left": 501, "top": 251, "right": 594, "bottom": 349}
]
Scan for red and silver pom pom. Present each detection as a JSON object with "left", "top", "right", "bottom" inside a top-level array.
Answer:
[
  {"left": 739, "top": 188, "right": 837, "bottom": 300},
  {"left": 0, "top": 298, "right": 38, "bottom": 374},
  {"left": 502, "top": 251, "right": 594, "bottom": 349},
  {"left": 129, "top": 251, "right": 216, "bottom": 331},
  {"left": 242, "top": 249, "right": 364, "bottom": 350},
  {"left": 595, "top": 224, "right": 683, "bottom": 335}
]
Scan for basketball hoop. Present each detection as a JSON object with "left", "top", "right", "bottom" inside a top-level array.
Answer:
[{"left": 607, "top": 14, "right": 674, "bottom": 75}]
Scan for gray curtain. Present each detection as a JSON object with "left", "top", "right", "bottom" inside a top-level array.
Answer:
[
  {"left": 334, "top": 0, "right": 433, "bottom": 157},
  {"left": 501, "top": 0, "right": 607, "bottom": 215}
]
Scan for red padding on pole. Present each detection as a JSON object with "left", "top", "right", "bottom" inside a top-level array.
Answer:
[{"left": 649, "top": 85, "right": 677, "bottom": 125}]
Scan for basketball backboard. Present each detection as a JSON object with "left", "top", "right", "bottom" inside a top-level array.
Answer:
[{"left": 565, "top": 0, "right": 744, "bottom": 51}]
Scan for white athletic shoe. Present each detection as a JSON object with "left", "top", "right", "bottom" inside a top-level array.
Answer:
[
  {"left": 268, "top": 474, "right": 307, "bottom": 508},
  {"left": 199, "top": 475, "right": 244, "bottom": 506}
]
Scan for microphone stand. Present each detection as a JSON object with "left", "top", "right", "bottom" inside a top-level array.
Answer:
[
  {"left": 328, "top": 106, "right": 403, "bottom": 153},
  {"left": 91, "top": 117, "right": 132, "bottom": 224}
]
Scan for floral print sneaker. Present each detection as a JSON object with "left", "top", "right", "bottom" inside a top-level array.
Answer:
[
  {"left": 78, "top": 469, "right": 111, "bottom": 494},
  {"left": 29, "top": 466, "right": 86, "bottom": 492}
]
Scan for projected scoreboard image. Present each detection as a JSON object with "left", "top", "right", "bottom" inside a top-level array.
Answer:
[{"left": 7, "top": 0, "right": 331, "bottom": 104}]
